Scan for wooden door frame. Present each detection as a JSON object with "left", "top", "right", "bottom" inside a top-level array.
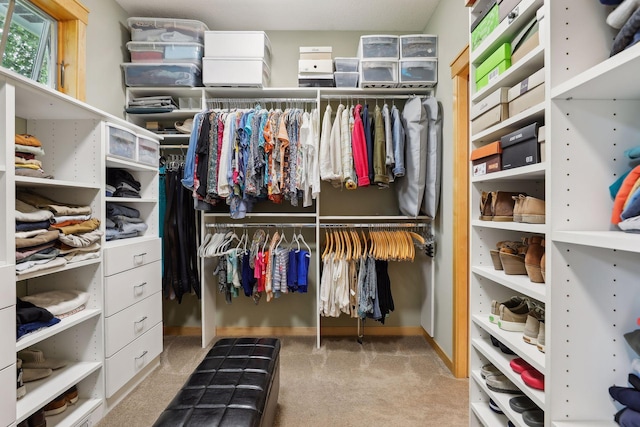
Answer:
[{"left": 450, "top": 45, "right": 469, "bottom": 378}]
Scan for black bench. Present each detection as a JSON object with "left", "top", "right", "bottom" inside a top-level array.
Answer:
[{"left": 153, "top": 337, "right": 281, "bottom": 427}]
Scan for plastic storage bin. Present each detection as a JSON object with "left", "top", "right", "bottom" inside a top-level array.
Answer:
[
  {"left": 399, "top": 59, "right": 438, "bottom": 88},
  {"left": 202, "top": 58, "right": 270, "bottom": 88},
  {"left": 358, "top": 35, "right": 399, "bottom": 59},
  {"left": 334, "top": 72, "right": 359, "bottom": 88},
  {"left": 122, "top": 63, "right": 202, "bottom": 87},
  {"left": 127, "top": 17, "right": 209, "bottom": 43},
  {"left": 127, "top": 42, "right": 204, "bottom": 63},
  {"left": 107, "top": 124, "right": 136, "bottom": 161},
  {"left": 400, "top": 34, "right": 438, "bottom": 58},
  {"left": 359, "top": 60, "right": 398, "bottom": 88},
  {"left": 334, "top": 57, "right": 359, "bottom": 72},
  {"left": 137, "top": 136, "right": 159, "bottom": 166},
  {"left": 204, "top": 31, "right": 272, "bottom": 63}
]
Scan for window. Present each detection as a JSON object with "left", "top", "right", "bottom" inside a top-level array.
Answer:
[{"left": 0, "top": 0, "right": 57, "bottom": 88}]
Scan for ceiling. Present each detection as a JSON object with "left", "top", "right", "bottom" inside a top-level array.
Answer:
[{"left": 113, "top": 0, "right": 442, "bottom": 32}]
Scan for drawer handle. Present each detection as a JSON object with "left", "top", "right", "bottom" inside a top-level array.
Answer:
[
  {"left": 133, "top": 252, "right": 147, "bottom": 262},
  {"left": 134, "top": 316, "right": 148, "bottom": 325},
  {"left": 135, "top": 350, "right": 148, "bottom": 361},
  {"left": 134, "top": 282, "right": 147, "bottom": 290}
]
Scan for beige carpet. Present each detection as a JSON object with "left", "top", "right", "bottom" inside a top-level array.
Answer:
[{"left": 97, "top": 335, "right": 469, "bottom": 427}]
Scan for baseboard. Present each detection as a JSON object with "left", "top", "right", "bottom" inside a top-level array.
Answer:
[
  {"left": 163, "top": 326, "right": 203, "bottom": 336},
  {"left": 216, "top": 326, "right": 317, "bottom": 336},
  {"left": 421, "top": 329, "right": 454, "bottom": 372},
  {"left": 321, "top": 326, "right": 425, "bottom": 336}
]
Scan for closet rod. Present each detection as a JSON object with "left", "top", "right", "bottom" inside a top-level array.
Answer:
[
  {"left": 319, "top": 222, "right": 429, "bottom": 229},
  {"left": 206, "top": 222, "right": 316, "bottom": 229},
  {"left": 205, "top": 97, "right": 318, "bottom": 103},
  {"left": 160, "top": 144, "right": 189, "bottom": 149},
  {"left": 320, "top": 94, "right": 429, "bottom": 100}
]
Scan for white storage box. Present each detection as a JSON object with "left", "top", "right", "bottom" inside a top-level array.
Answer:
[
  {"left": 334, "top": 72, "right": 359, "bottom": 88},
  {"left": 108, "top": 124, "right": 136, "bottom": 161},
  {"left": 127, "top": 17, "right": 208, "bottom": 43},
  {"left": 127, "top": 42, "right": 203, "bottom": 63},
  {"left": 299, "top": 46, "right": 332, "bottom": 60},
  {"left": 137, "top": 136, "right": 159, "bottom": 166},
  {"left": 334, "top": 57, "right": 359, "bottom": 72},
  {"left": 359, "top": 60, "right": 398, "bottom": 88},
  {"left": 399, "top": 59, "right": 437, "bottom": 88},
  {"left": 122, "top": 62, "right": 202, "bottom": 87},
  {"left": 400, "top": 34, "right": 438, "bottom": 58},
  {"left": 203, "top": 57, "right": 270, "bottom": 87},
  {"left": 358, "top": 35, "right": 399, "bottom": 59},
  {"left": 204, "top": 31, "right": 272, "bottom": 62},
  {"left": 298, "top": 59, "right": 333, "bottom": 74}
]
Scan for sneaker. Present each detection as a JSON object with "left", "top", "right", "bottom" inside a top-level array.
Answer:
[
  {"left": 498, "top": 300, "right": 530, "bottom": 332},
  {"left": 523, "top": 305, "right": 545, "bottom": 345},
  {"left": 486, "top": 373, "right": 524, "bottom": 394},
  {"left": 490, "top": 296, "right": 524, "bottom": 324},
  {"left": 16, "top": 359, "right": 26, "bottom": 400},
  {"left": 43, "top": 393, "right": 67, "bottom": 416},
  {"left": 536, "top": 320, "right": 546, "bottom": 353}
]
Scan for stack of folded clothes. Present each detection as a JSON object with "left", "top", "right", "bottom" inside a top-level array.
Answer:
[
  {"left": 15, "top": 190, "right": 102, "bottom": 276},
  {"left": 106, "top": 202, "right": 147, "bottom": 240},
  {"left": 609, "top": 149, "right": 640, "bottom": 231},
  {"left": 601, "top": 0, "right": 640, "bottom": 56},
  {"left": 16, "top": 297, "right": 60, "bottom": 340},
  {"left": 106, "top": 168, "right": 141, "bottom": 198},
  {"left": 125, "top": 95, "right": 178, "bottom": 114},
  {"left": 15, "top": 134, "right": 52, "bottom": 179}
]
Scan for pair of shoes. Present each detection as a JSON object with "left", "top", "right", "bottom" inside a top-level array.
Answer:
[
  {"left": 523, "top": 304, "right": 545, "bottom": 346},
  {"left": 498, "top": 239, "right": 529, "bottom": 275},
  {"left": 486, "top": 372, "right": 525, "bottom": 394},
  {"left": 479, "top": 191, "right": 523, "bottom": 221},
  {"left": 43, "top": 385, "right": 78, "bottom": 417},
  {"left": 489, "top": 334, "right": 516, "bottom": 355},
  {"left": 524, "top": 236, "right": 545, "bottom": 283},
  {"left": 490, "top": 296, "right": 526, "bottom": 324},
  {"left": 17, "top": 359, "right": 26, "bottom": 399},
  {"left": 510, "top": 396, "right": 544, "bottom": 426},
  {"left": 511, "top": 356, "right": 545, "bottom": 390},
  {"left": 498, "top": 298, "right": 531, "bottom": 332},
  {"left": 513, "top": 194, "right": 546, "bottom": 224}
]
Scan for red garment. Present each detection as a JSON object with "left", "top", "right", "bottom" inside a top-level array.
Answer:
[
  {"left": 351, "top": 105, "right": 370, "bottom": 187},
  {"left": 612, "top": 164, "right": 640, "bottom": 224}
]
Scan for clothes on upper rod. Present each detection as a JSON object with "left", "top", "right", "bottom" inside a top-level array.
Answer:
[{"left": 181, "top": 105, "right": 320, "bottom": 218}]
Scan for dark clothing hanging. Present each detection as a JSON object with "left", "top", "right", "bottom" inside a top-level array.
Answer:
[{"left": 375, "top": 260, "right": 394, "bottom": 324}]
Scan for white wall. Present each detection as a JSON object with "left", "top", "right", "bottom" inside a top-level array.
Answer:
[
  {"left": 423, "top": 1, "right": 469, "bottom": 360},
  {"left": 82, "top": 0, "right": 130, "bottom": 118}
]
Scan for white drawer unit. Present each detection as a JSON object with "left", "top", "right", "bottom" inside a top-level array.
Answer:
[
  {"left": 204, "top": 31, "right": 272, "bottom": 63},
  {"left": 0, "top": 305, "right": 15, "bottom": 369},
  {"left": 105, "top": 322, "right": 163, "bottom": 398},
  {"left": 0, "top": 363, "right": 16, "bottom": 426},
  {"left": 105, "top": 292, "right": 162, "bottom": 357},
  {"left": 0, "top": 264, "right": 14, "bottom": 309},
  {"left": 202, "top": 57, "right": 271, "bottom": 88},
  {"left": 104, "top": 260, "right": 161, "bottom": 317},
  {"left": 103, "top": 237, "right": 161, "bottom": 276}
]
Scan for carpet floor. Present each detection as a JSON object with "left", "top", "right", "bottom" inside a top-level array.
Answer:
[{"left": 97, "top": 334, "right": 469, "bottom": 427}]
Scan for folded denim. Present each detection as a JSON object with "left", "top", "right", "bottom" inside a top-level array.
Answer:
[
  {"left": 106, "top": 202, "right": 140, "bottom": 218},
  {"left": 16, "top": 220, "right": 51, "bottom": 232}
]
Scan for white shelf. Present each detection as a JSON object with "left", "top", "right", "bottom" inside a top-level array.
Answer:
[
  {"left": 472, "top": 266, "right": 546, "bottom": 303},
  {"left": 15, "top": 258, "right": 101, "bottom": 281},
  {"left": 105, "top": 197, "right": 157, "bottom": 204},
  {"left": 471, "top": 0, "right": 544, "bottom": 64},
  {"left": 471, "top": 162, "right": 545, "bottom": 183},
  {"left": 472, "top": 219, "right": 547, "bottom": 233},
  {"left": 320, "top": 215, "right": 432, "bottom": 221},
  {"left": 103, "top": 234, "right": 158, "bottom": 249},
  {"left": 553, "top": 422, "right": 617, "bottom": 427},
  {"left": 553, "top": 230, "right": 640, "bottom": 254},
  {"left": 16, "top": 361, "right": 102, "bottom": 423},
  {"left": 470, "top": 401, "right": 508, "bottom": 427},
  {"left": 45, "top": 398, "right": 102, "bottom": 427},
  {"left": 15, "top": 176, "right": 101, "bottom": 190},
  {"left": 160, "top": 134, "right": 190, "bottom": 141},
  {"left": 471, "top": 371, "right": 531, "bottom": 427},
  {"left": 106, "top": 156, "right": 157, "bottom": 172},
  {"left": 551, "top": 43, "right": 640, "bottom": 100},
  {"left": 472, "top": 315, "right": 546, "bottom": 374},
  {"left": 472, "top": 45, "right": 545, "bottom": 103},
  {"left": 17, "top": 309, "right": 101, "bottom": 352},
  {"left": 471, "top": 102, "right": 545, "bottom": 145},
  {"left": 125, "top": 109, "right": 201, "bottom": 121}
]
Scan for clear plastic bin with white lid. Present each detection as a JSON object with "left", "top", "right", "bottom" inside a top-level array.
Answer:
[
  {"left": 357, "top": 35, "right": 399, "bottom": 59},
  {"left": 122, "top": 62, "right": 202, "bottom": 87},
  {"left": 126, "top": 41, "right": 204, "bottom": 63},
  {"left": 127, "top": 17, "right": 209, "bottom": 44},
  {"left": 400, "top": 34, "right": 438, "bottom": 58},
  {"left": 334, "top": 57, "right": 359, "bottom": 72}
]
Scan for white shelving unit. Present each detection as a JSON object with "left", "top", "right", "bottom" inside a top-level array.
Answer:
[{"left": 470, "top": 1, "right": 640, "bottom": 425}]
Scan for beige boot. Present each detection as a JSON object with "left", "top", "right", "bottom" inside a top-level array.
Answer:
[
  {"left": 492, "top": 191, "right": 519, "bottom": 222},
  {"left": 480, "top": 191, "right": 493, "bottom": 221},
  {"left": 520, "top": 195, "right": 546, "bottom": 224}
]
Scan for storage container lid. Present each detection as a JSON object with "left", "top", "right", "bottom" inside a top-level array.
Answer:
[
  {"left": 500, "top": 123, "right": 538, "bottom": 148},
  {"left": 127, "top": 41, "right": 204, "bottom": 50},
  {"left": 300, "top": 46, "right": 332, "bottom": 53},
  {"left": 127, "top": 16, "right": 209, "bottom": 31},
  {"left": 470, "top": 141, "right": 502, "bottom": 161}
]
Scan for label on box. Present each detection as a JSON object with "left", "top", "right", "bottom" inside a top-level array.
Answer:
[
  {"left": 501, "top": 122, "right": 538, "bottom": 148},
  {"left": 473, "top": 163, "right": 487, "bottom": 176},
  {"left": 488, "top": 67, "right": 500, "bottom": 84}
]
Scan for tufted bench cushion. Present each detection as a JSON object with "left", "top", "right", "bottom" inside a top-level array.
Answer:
[{"left": 153, "top": 337, "right": 280, "bottom": 427}]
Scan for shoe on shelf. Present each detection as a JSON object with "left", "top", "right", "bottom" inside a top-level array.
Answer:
[
  {"left": 499, "top": 240, "right": 528, "bottom": 275},
  {"left": 27, "top": 408, "right": 46, "bottom": 427},
  {"left": 64, "top": 385, "right": 79, "bottom": 405},
  {"left": 491, "top": 191, "right": 520, "bottom": 222},
  {"left": 518, "top": 195, "right": 546, "bottom": 224},
  {"left": 523, "top": 304, "right": 545, "bottom": 345},
  {"left": 509, "top": 395, "right": 538, "bottom": 413},
  {"left": 510, "top": 357, "right": 534, "bottom": 374},
  {"left": 486, "top": 373, "right": 524, "bottom": 394},
  {"left": 540, "top": 240, "right": 546, "bottom": 282},
  {"left": 522, "top": 408, "right": 545, "bottom": 427},
  {"left": 536, "top": 320, "right": 546, "bottom": 353},
  {"left": 498, "top": 340, "right": 516, "bottom": 355},
  {"left": 490, "top": 335, "right": 500, "bottom": 348},
  {"left": 488, "top": 398, "right": 503, "bottom": 414},
  {"left": 512, "top": 193, "right": 525, "bottom": 222},
  {"left": 521, "top": 368, "right": 545, "bottom": 390},
  {"left": 498, "top": 300, "right": 530, "bottom": 332},
  {"left": 22, "top": 366, "right": 52, "bottom": 383},
  {"left": 524, "top": 236, "right": 545, "bottom": 283},
  {"left": 18, "top": 348, "right": 68, "bottom": 371},
  {"left": 489, "top": 296, "right": 525, "bottom": 324},
  {"left": 44, "top": 393, "right": 67, "bottom": 417},
  {"left": 16, "top": 359, "right": 25, "bottom": 400},
  {"left": 481, "top": 362, "right": 501, "bottom": 379},
  {"left": 480, "top": 191, "right": 493, "bottom": 221}
]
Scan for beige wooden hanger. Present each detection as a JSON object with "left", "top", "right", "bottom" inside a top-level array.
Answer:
[{"left": 322, "top": 228, "right": 332, "bottom": 260}]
